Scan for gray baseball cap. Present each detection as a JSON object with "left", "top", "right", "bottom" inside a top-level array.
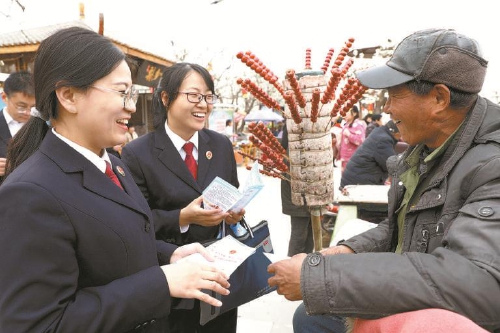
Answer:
[{"left": 356, "top": 28, "right": 488, "bottom": 93}]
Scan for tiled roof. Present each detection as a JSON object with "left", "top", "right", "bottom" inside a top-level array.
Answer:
[
  {"left": 0, "top": 20, "right": 174, "bottom": 64},
  {"left": 0, "top": 20, "right": 92, "bottom": 47}
]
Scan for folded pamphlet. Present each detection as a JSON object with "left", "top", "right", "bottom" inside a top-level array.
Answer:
[
  {"left": 177, "top": 235, "right": 255, "bottom": 277},
  {"left": 203, "top": 162, "right": 264, "bottom": 212}
]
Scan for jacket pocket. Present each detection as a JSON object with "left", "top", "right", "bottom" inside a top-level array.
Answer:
[{"left": 458, "top": 200, "right": 500, "bottom": 221}]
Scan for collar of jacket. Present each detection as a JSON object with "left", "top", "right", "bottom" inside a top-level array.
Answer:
[{"left": 388, "top": 97, "right": 488, "bottom": 188}]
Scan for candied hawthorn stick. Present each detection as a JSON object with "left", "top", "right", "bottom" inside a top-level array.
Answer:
[
  {"left": 321, "top": 48, "right": 335, "bottom": 74},
  {"left": 237, "top": 78, "right": 282, "bottom": 112},
  {"left": 284, "top": 91, "right": 302, "bottom": 124},
  {"left": 249, "top": 122, "right": 287, "bottom": 155},
  {"left": 332, "top": 37, "right": 355, "bottom": 69},
  {"left": 340, "top": 58, "right": 354, "bottom": 76},
  {"left": 245, "top": 136, "right": 288, "bottom": 173},
  {"left": 310, "top": 88, "right": 321, "bottom": 123},
  {"left": 237, "top": 51, "right": 285, "bottom": 98},
  {"left": 286, "top": 69, "right": 307, "bottom": 108},
  {"left": 321, "top": 68, "right": 342, "bottom": 104},
  {"left": 305, "top": 48, "right": 312, "bottom": 70},
  {"left": 329, "top": 77, "right": 356, "bottom": 117}
]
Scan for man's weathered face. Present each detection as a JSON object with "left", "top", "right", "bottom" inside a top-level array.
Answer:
[{"left": 383, "top": 84, "right": 438, "bottom": 148}]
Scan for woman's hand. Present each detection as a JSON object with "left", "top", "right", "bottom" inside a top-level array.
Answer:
[
  {"left": 161, "top": 261, "right": 230, "bottom": 307},
  {"left": 224, "top": 209, "right": 245, "bottom": 225},
  {"left": 170, "top": 242, "right": 214, "bottom": 264},
  {"left": 164, "top": 242, "right": 230, "bottom": 307},
  {"left": 179, "top": 196, "right": 228, "bottom": 227}
]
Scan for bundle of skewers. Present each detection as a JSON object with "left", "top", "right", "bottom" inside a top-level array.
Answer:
[{"left": 236, "top": 38, "right": 366, "bottom": 250}]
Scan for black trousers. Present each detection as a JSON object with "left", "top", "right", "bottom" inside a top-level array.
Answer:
[{"left": 168, "top": 300, "right": 237, "bottom": 333}]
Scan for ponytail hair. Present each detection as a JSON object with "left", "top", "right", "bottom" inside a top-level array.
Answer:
[{"left": 5, "top": 117, "right": 49, "bottom": 177}]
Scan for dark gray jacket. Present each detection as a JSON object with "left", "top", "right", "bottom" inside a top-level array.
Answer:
[{"left": 301, "top": 97, "right": 500, "bottom": 332}]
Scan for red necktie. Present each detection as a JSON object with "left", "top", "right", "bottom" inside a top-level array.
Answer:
[
  {"left": 183, "top": 142, "right": 197, "bottom": 180},
  {"left": 105, "top": 161, "right": 123, "bottom": 190}
]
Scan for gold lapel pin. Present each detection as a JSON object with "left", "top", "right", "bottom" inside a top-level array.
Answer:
[
  {"left": 206, "top": 151, "right": 213, "bottom": 160},
  {"left": 116, "top": 166, "right": 125, "bottom": 177}
]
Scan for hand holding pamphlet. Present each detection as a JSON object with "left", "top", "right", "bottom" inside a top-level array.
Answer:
[
  {"left": 202, "top": 162, "right": 264, "bottom": 212},
  {"left": 177, "top": 235, "right": 256, "bottom": 277}
]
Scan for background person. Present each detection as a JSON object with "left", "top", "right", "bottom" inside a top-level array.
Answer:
[
  {"left": 364, "top": 113, "right": 383, "bottom": 138},
  {"left": 121, "top": 62, "right": 243, "bottom": 333},
  {"left": 0, "top": 27, "right": 229, "bottom": 333},
  {"left": 340, "top": 119, "right": 401, "bottom": 189},
  {"left": 338, "top": 105, "right": 365, "bottom": 172},
  {"left": 0, "top": 71, "right": 35, "bottom": 183},
  {"left": 125, "top": 123, "right": 138, "bottom": 143},
  {"left": 268, "top": 28, "right": 500, "bottom": 333},
  {"left": 280, "top": 123, "right": 314, "bottom": 256}
]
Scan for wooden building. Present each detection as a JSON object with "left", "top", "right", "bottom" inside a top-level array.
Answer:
[{"left": 0, "top": 18, "right": 175, "bottom": 134}]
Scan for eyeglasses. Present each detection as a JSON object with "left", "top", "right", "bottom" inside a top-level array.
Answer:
[
  {"left": 178, "top": 91, "right": 218, "bottom": 105},
  {"left": 14, "top": 105, "right": 33, "bottom": 114},
  {"left": 89, "top": 85, "right": 139, "bottom": 108}
]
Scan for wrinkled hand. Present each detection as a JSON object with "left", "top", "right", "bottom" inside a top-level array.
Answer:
[
  {"left": 180, "top": 196, "right": 228, "bottom": 227},
  {"left": 162, "top": 261, "right": 230, "bottom": 307},
  {"left": 224, "top": 208, "right": 245, "bottom": 225},
  {"left": 320, "top": 245, "right": 354, "bottom": 256},
  {"left": 170, "top": 242, "right": 214, "bottom": 264},
  {"left": 267, "top": 253, "right": 306, "bottom": 301},
  {"left": 0, "top": 157, "right": 6, "bottom": 176}
]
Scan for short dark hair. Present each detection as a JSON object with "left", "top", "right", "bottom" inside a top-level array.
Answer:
[
  {"left": 406, "top": 80, "right": 476, "bottom": 109},
  {"left": 371, "top": 114, "right": 383, "bottom": 121},
  {"left": 3, "top": 71, "right": 34, "bottom": 97},
  {"left": 153, "top": 62, "right": 215, "bottom": 129}
]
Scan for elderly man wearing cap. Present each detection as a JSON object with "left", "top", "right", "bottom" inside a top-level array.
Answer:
[{"left": 268, "top": 28, "right": 500, "bottom": 333}]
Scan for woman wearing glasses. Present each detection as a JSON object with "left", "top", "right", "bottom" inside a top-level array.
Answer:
[
  {"left": 0, "top": 27, "right": 230, "bottom": 332},
  {"left": 121, "top": 62, "right": 244, "bottom": 333}
]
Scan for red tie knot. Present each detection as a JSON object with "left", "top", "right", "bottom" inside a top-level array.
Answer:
[{"left": 183, "top": 142, "right": 194, "bottom": 155}]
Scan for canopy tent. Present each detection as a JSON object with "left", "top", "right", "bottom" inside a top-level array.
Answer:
[{"left": 244, "top": 107, "right": 284, "bottom": 122}]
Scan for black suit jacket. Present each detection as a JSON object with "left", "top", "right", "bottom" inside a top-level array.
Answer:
[
  {"left": 0, "top": 131, "right": 177, "bottom": 332},
  {"left": 0, "top": 109, "right": 12, "bottom": 183},
  {"left": 121, "top": 126, "right": 239, "bottom": 246}
]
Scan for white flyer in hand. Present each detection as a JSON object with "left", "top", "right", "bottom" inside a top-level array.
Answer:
[
  {"left": 177, "top": 235, "right": 256, "bottom": 277},
  {"left": 203, "top": 161, "right": 264, "bottom": 212}
]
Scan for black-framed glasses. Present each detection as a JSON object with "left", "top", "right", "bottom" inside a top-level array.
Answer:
[
  {"left": 178, "top": 91, "right": 218, "bottom": 105},
  {"left": 90, "top": 85, "right": 139, "bottom": 108}
]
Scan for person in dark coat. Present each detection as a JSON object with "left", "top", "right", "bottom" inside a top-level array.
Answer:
[
  {"left": 0, "top": 71, "right": 35, "bottom": 183},
  {"left": 0, "top": 27, "right": 229, "bottom": 333},
  {"left": 269, "top": 28, "right": 500, "bottom": 333},
  {"left": 280, "top": 123, "right": 314, "bottom": 256},
  {"left": 364, "top": 113, "right": 383, "bottom": 138},
  {"left": 340, "top": 120, "right": 401, "bottom": 189},
  {"left": 121, "top": 62, "right": 243, "bottom": 333}
]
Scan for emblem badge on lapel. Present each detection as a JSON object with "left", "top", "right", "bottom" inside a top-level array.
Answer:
[
  {"left": 116, "top": 166, "right": 125, "bottom": 177},
  {"left": 206, "top": 151, "right": 213, "bottom": 160}
]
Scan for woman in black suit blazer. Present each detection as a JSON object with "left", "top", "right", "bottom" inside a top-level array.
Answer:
[
  {"left": 121, "top": 63, "right": 244, "bottom": 333},
  {"left": 0, "top": 27, "right": 229, "bottom": 333}
]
